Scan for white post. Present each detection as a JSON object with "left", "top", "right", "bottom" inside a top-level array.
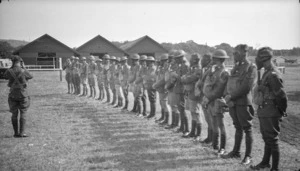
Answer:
[{"left": 59, "top": 58, "right": 62, "bottom": 81}]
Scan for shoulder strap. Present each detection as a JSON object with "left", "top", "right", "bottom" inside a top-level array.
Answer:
[{"left": 8, "top": 69, "right": 25, "bottom": 89}]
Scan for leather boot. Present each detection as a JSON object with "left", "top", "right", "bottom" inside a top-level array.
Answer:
[
  {"left": 160, "top": 112, "right": 169, "bottom": 126},
  {"left": 212, "top": 132, "right": 219, "bottom": 150},
  {"left": 175, "top": 113, "right": 185, "bottom": 133},
  {"left": 245, "top": 129, "right": 253, "bottom": 157},
  {"left": 111, "top": 90, "right": 116, "bottom": 105},
  {"left": 131, "top": 99, "right": 137, "bottom": 113},
  {"left": 122, "top": 99, "right": 128, "bottom": 110},
  {"left": 19, "top": 118, "right": 28, "bottom": 137},
  {"left": 250, "top": 144, "right": 271, "bottom": 170},
  {"left": 156, "top": 109, "right": 164, "bottom": 122},
  {"left": 183, "top": 120, "right": 196, "bottom": 138},
  {"left": 147, "top": 103, "right": 155, "bottom": 119},
  {"left": 194, "top": 123, "right": 202, "bottom": 141},
  {"left": 105, "top": 88, "right": 110, "bottom": 103},
  {"left": 142, "top": 96, "right": 147, "bottom": 116},
  {"left": 11, "top": 118, "right": 19, "bottom": 137},
  {"left": 165, "top": 112, "right": 176, "bottom": 129},
  {"left": 220, "top": 133, "right": 226, "bottom": 150},
  {"left": 271, "top": 144, "right": 280, "bottom": 171}
]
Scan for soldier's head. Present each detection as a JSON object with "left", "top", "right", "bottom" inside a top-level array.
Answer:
[
  {"left": 103, "top": 54, "right": 110, "bottom": 64},
  {"left": 139, "top": 55, "right": 147, "bottom": 66},
  {"left": 168, "top": 49, "right": 177, "bottom": 64},
  {"left": 115, "top": 57, "right": 121, "bottom": 65},
  {"left": 121, "top": 56, "right": 128, "bottom": 65},
  {"left": 201, "top": 53, "right": 212, "bottom": 68},
  {"left": 75, "top": 57, "right": 79, "bottom": 62},
  {"left": 160, "top": 54, "right": 168, "bottom": 66},
  {"left": 174, "top": 50, "right": 186, "bottom": 64},
  {"left": 212, "top": 49, "right": 229, "bottom": 65},
  {"left": 131, "top": 54, "right": 140, "bottom": 66},
  {"left": 234, "top": 44, "right": 249, "bottom": 62},
  {"left": 81, "top": 57, "right": 87, "bottom": 62},
  {"left": 146, "top": 56, "right": 155, "bottom": 67},
  {"left": 89, "top": 56, "right": 95, "bottom": 63},
  {"left": 256, "top": 47, "right": 273, "bottom": 70},
  {"left": 190, "top": 53, "right": 201, "bottom": 67},
  {"left": 155, "top": 56, "right": 161, "bottom": 67},
  {"left": 96, "top": 58, "right": 102, "bottom": 64},
  {"left": 11, "top": 55, "right": 24, "bottom": 68},
  {"left": 70, "top": 56, "right": 75, "bottom": 61},
  {"left": 110, "top": 56, "right": 116, "bottom": 64}
]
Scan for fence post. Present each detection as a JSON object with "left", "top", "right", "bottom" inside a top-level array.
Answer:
[{"left": 59, "top": 58, "right": 62, "bottom": 81}]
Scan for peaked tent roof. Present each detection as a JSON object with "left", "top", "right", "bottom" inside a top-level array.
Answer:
[
  {"left": 76, "top": 35, "right": 126, "bottom": 54},
  {"left": 13, "top": 34, "right": 79, "bottom": 55},
  {"left": 120, "top": 35, "right": 168, "bottom": 53}
]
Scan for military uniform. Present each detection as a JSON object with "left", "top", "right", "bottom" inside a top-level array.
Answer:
[
  {"left": 121, "top": 57, "right": 130, "bottom": 110},
  {"left": 203, "top": 63, "right": 229, "bottom": 152},
  {"left": 181, "top": 53, "right": 203, "bottom": 139},
  {"left": 128, "top": 54, "right": 142, "bottom": 114},
  {"left": 144, "top": 56, "right": 157, "bottom": 118},
  {"left": 73, "top": 57, "right": 81, "bottom": 95},
  {"left": 153, "top": 54, "right": 170, "bottom": 125},
  {"left": 136, "top": 55, "right": 148, "bottom": 116},
  {"left": 4, "top": 56, "right": 33, "bottom": 137},
  {"left": 88, "top": 56, "right": 97, "bottom": 98},
  {"left": 195, "top": 53, "right": 213, "bottom": 143},
  {"left": 109, "top": 56, "right": 118, "bottom": 105},
  {"left": 80, "top": 57, "right": 89, "bottom": 97},
  {"left": 96, "top": 59, "right": 104, "bottom": 100},
  {"left": 103, "top": 55, "right": 111, "bottom": 103},
  {"left": 223, "top": 45, "right": 257, "bottom": 164},
  {"left": 250, "top": 47, "right": 287, "bottom": 171},
  {"left": 166, "top": 50, "right": 189, "bottom": 133},
  {"left": 114, "top": 57, "right": 124, "bottom": 108},
  {"left": 63, "top": 58, "right": 72, "bottom": 93}
]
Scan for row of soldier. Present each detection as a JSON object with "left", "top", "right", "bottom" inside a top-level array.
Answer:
[{"left": 63, "top": 45, "right": 287, "bottom": 171}]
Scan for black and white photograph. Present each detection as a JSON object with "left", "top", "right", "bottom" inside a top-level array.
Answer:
[{"left": 0, "top": 0, "right": 299, "bottom": 170}]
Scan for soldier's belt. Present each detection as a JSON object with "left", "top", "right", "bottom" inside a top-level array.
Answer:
[{"left": 259, "top": 99, "right": 275, "bottom": 109}]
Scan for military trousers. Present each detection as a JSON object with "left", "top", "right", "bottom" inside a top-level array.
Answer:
[
  {"left": 159, "top": 92, "right": 170, "bottom": 113},
  {"left": 203, "top": 105, "right": 213, "bottom": 132},
  {"left": 9, "top": 97, "right": 31, "bottom": 119},
  {"left": 229, "top": 105, "right": 254, "bottom": 156},
  {"left": 122, "top": 85, "right": 129, "bottom": 102}
]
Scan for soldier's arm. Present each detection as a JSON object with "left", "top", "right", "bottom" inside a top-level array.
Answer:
[
  {"left": 183, "top": 68, "right": 201, "bottom": 84},
  {"left": 3, "top": 69, "right": 10, "bottom": 80},
  {"left": 24, "top": 69, "right": 33, "bottom": 80},
  {"left": 206, "top": 72, "right": 229, "bottom": 101},
  {"left": 230, "top": 64, "right": 257, "bottom": 100}
]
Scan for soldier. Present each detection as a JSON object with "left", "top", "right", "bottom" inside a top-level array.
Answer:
[
  {"left": 181, "top": 53, "right": 203, "bottom": 139},
  {"left": 96, "top": 58, "right": 104, "bottom": 100},
  {"left": 120, "top": 56, "right": 130, "bottom": 110},
  {"left": 202, "top": 49, "right": 229, "bottom": 155},
  {"left": 165, "top": 50, "right": 189, "bottom": 134},
  {"left": 195, "top": 53, "right": 213, "bottom": 144},
  {"left": 250, "top": 47, "right": 287, "bottom": 171},
  {"left": 109, "top": 56, "right": 118, "bottom": 106},
  {"left": 144, "top": 56, "right": 157, "bottom": 119},
  {"left": 4, "top": 55, "right": 33, "bottom": 137},
  {"left": 164, "top": 49, "right": 180, "bottom": 130},
  {"left": 128, "top": 54, "right": 142, "bottom": 115},
  {"left": 222, "top": 44, "right": 257, "bottom": 165},
  {"left": 69, "top": 56, "right": 75, "bottom": 94},
  {"left": 113, "top": 57, "right": 124, "bottom": 108},
  {"left": 63, "top": 58, "right": 72, "bottom": 94},
  {"left": 80, "top": 57, "right": 89, "bottom": 97},
  {"left": 73, "top": 57, "right": 81, "bottom": 95},
  {"left": 135, "top": 55, "right": 148, "bottom": 116},
  {"left": 88, "top": 56, "right": 97, "bottom": 98},
  {"left": 102, "top": 54, "right": 111, "bottom": 103}
]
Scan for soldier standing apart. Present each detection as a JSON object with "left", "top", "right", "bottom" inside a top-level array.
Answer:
[
  {"left": 103, "top": 54, "right": 111, "bottom": 103},
  {"left": 181, "top": 53, "right": 203, "bottom": 140},
  {"left": 63, "top": 58, "right": 72, "bottom": 94},
  {"left": 202, "top": 49, "right": 229, "bottom": 155},
  {"left": 128, "top": 54, "right": 142, "bottom": 115},
  {"left": 195, "top": 53, "right": 213, "bottom": 144},
  {"left": 80, "top": 57, "right": 89, "bottom": 97},
  {"left": 222, "top": 45, "right": 257, "bottom": 165},
  {"left": 144, "top": 56, "right": 157, "bottom": 119},
  {"left": 88, "top": 56, "right": 97, "bottom": 98},
  {"left": 153, "top": 54, "right": 170, "bottom": 125},
  {"left": 121, "top": 56, "right": 130, "bottom": 110},
  {"left": 164, "top": 50, "right": 179, "bottom": 130},
  {"left": 250, "top": 47, "right": 287, "bottom": 171},
  {"left": 109, "top": 56, "right": 118, "bottom": 106},
  {"left": 70, "top": 56, "right": 76, "bottom": 94},
  {"left": 4, "top": 56, "right": 33, "bottom": 137},
  {"left": 113, "top": 57, "right": 124, "bottom": 108},
  {"left": 96, "top": 58, "right": 104, "bottom": 100}
]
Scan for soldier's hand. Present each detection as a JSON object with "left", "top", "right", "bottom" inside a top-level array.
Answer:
[{"left": 224, "top": 95, "right": 231, "bottom": 103}]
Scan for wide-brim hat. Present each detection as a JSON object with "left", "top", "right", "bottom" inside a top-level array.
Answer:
[{"left": 213, "top": 49, "right": 229, "bottom": 59}]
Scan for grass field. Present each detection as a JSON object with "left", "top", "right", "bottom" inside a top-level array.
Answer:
[{"left": 0, "top": 66, "right": 300, "bottom": 171}]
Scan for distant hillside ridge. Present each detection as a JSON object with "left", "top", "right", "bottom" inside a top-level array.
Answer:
[{"left": 0, "top": 39, "right": 28, "bottom": 48}]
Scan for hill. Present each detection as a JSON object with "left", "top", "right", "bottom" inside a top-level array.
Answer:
[{"left": 0, "top": 39, "right": 28, "bottom": 48}]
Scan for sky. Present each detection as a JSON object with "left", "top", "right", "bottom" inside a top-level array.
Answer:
[{"left": 0, "top": 0, "right": 299, "bottom": 49}]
